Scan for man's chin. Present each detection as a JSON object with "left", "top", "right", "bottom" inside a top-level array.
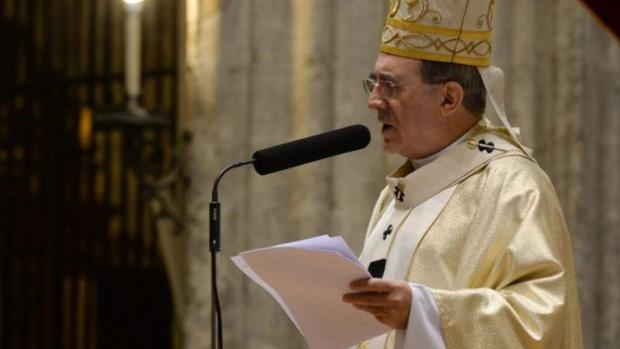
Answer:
[{"left": 382, "top": 142, "right": 398, "bottom": 154}]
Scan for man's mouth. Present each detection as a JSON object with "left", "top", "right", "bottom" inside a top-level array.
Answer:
[
  {"left": 381, "top": 123, "right": 393, "bottom": 132},
  {"left": 378, "top": 114, "right": 394, "bottom": 134}
]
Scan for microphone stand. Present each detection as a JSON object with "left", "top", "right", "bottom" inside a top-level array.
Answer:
[{"left": 210, "top": 159, "right": 255, "bottom": 349}]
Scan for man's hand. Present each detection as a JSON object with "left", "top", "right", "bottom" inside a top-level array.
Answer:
[{"left": 342, "top": 278, "right": 412, "bottom": 329}]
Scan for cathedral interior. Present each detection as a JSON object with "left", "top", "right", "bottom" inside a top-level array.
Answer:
[{"left": 0, "top": 0, "right": 618, "bottom": 348}]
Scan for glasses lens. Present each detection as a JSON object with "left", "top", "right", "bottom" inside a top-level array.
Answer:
[
  {"left": 362, "top": 79, "right": 375, "bottom": 95},
  {"left": 362, "top": 79, "right": 399, "bottom": 98},
  {"left": 382, "top": 81, "right": 399, "bottom": 98}
]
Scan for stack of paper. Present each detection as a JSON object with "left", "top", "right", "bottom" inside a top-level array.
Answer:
[{"left": 232, "top": 235, "right": 390, "bottom": 349}]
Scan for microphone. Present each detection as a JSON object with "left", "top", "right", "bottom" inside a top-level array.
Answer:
[
  {"left": 252, "top": 124, "right": 371, "bottom": 175},
  {"left": 208, "top": 124, "right": 369, "bottom": 347}
]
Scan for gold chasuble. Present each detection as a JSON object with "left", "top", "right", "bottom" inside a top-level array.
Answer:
[
  {"left": 359, "top": 120, "right": 582, "bottom": 348},
  {"left": 357, "top": 0, "right": 582, "bottom": 347}
]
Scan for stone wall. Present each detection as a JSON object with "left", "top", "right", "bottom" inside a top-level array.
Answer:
[
  {"left": 182, "top": 0, "right": 619, "bottom": 347},
  {"left": 494, "top": 2, "right": 619, "bottom": 347}
]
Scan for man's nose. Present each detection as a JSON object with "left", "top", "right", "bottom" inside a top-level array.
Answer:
[{"left": 367, "top": 90, "right": 386, "bottom": 110}]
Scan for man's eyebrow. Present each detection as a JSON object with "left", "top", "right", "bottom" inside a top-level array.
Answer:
[{"left": 369, "top": 72, "right": 397, "bottom": 82}]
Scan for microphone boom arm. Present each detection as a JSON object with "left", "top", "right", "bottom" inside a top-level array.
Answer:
[
  {"left": 209, "top": 158, "right": 255, "bottom": 349},
  {"left": 210, "top": 158, "right": 255, "bottom": 251}
]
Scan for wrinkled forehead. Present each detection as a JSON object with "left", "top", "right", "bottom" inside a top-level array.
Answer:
[{"left": 371, "top": 53, "right": 423, "bottom": 82}]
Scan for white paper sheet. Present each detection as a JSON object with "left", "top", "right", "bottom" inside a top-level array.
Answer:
[{"left": 232, "top": 235, "right": 390, "bottom": 349}]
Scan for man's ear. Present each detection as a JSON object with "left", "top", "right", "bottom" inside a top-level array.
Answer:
[{"left": 439, "top": 81, "right": 464, "bottom": 117}]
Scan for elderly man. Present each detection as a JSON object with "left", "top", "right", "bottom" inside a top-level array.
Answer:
[{"left": 342, "top": 1, "right": 583, "bottom": 348}]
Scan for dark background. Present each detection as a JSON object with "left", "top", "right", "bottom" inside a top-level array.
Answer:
[{"left": 0, "top": 0, "right": 180, "bottom": 348}]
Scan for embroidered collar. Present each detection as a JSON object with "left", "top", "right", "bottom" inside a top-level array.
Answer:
[{"left": 384, "top": 119, "right": 530, "bottom": 209}]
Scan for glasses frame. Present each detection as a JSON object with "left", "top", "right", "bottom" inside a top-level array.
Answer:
[
  {"left": 363, "top": 76, "right": 442, "bottom": 99},
  {"left": 362, "top": 77, "right": 419, "bottom": 99}
]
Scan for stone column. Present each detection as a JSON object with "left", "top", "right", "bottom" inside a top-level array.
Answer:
[{"left": 184, "top": 0, "right": 221, "bottom": 347}]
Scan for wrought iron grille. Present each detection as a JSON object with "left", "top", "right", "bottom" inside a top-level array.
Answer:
[{"left": 0, "top": 0, "right": 180, "bottom": 348}]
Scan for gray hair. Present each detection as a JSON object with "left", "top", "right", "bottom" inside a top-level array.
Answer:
[{"left": 420, "top": 60, "right": 487, "bottom": 116}]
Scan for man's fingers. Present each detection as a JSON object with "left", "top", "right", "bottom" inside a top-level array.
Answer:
[
  {"left": 343, "top": 278, "right": 412, "bottom": 330},
  {"left": 342, "top": 291, "right": 387, "bottom": 306},
  {"left": 351, "top": 305, "right": 396, "bottom": 326},
  {"left": 349, "top": 278, "right": 395, "bottom": 292}
]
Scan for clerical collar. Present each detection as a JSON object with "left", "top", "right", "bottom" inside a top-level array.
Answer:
[{"left": 410, "top": 129, "right": 474, "bottom": 170}]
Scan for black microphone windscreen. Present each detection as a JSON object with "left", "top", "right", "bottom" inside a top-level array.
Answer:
[{"left": 252, "top": 124, "right": 371, "bottom": 175}]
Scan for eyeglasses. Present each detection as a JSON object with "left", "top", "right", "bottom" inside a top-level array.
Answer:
[{"left": 362, "top": 77, "right": 417, "bottom": 99}]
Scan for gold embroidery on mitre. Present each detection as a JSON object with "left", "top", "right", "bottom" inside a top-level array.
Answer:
[
  {"left": 383, "top": 29, "right": 491, "bottom": 57},
  {"left": 389, "top": 0, "right": 400, "bottom": 17},
  {"left": 380, "top": 0, "right": 495, "bottom": 67},
  {"left": 476, "top": 0, "right": 495, "bottom": 30},
  {"left": 399, "top": 0, "right": 443, "bottom": 24}
]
